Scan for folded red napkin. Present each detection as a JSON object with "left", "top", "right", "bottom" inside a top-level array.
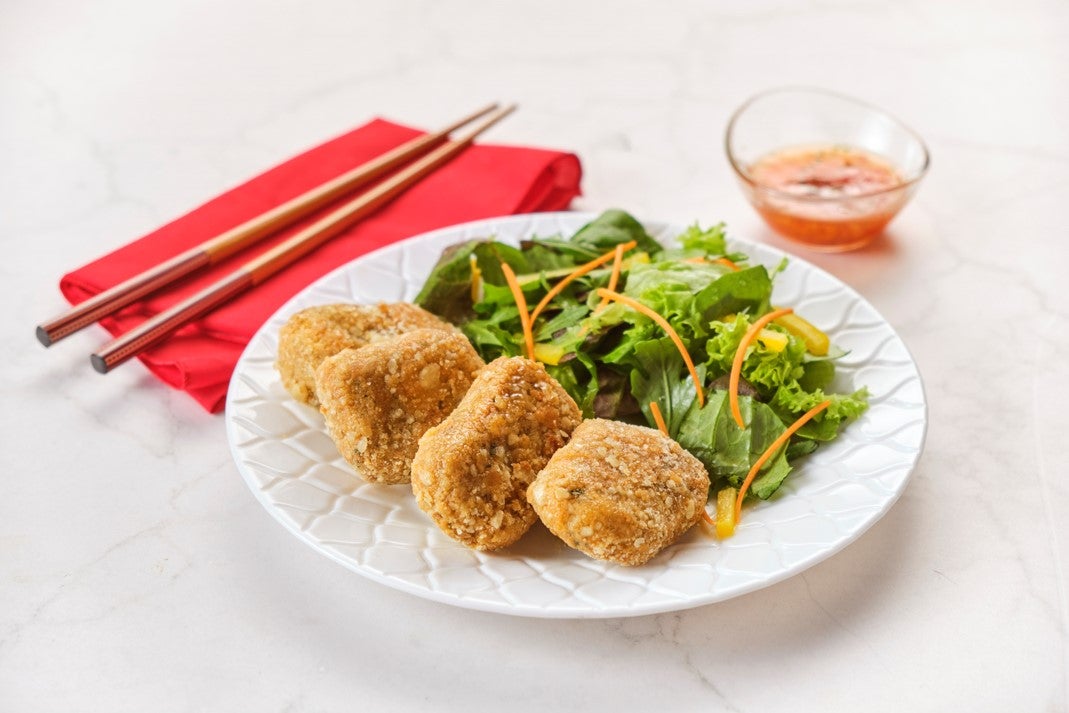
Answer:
[{"left": 59, "top": 118, "right": 582, "bottom": 413}]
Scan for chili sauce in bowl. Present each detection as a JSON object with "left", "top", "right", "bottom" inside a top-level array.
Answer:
[{"left": 726, "top": 89, "right": 929, "bottom": 252}]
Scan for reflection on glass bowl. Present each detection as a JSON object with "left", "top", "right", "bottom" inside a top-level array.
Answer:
[{"left": 726, "top": 87, "right": 929, "bottom": 252}]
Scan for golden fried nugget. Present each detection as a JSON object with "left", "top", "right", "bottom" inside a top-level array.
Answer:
[
  {"left": 528, "top": 419, "right": 710, "bottom": 566},
  {"left": 276, "top": 303, "right": 452, "bottom": 406},
  {"left": 411, "top": 357, "right": 582, "bottom": 551},
  {"left": 315, "top": 329, "right": 484, "bottom": 484}
]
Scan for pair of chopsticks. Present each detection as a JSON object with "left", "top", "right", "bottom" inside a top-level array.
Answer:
[{"left": 36, "top": 102, "right": 516, "bottom": 373}]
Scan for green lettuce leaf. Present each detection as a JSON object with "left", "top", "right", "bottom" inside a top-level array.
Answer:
[
  {"left": 517, "top": 242, "right": 580, "bottom": 272},
  {"left": 798, "top": 359, "right": 836, "bottom": 391},
  {"left": 624, "top": 261, "right": 728, "bottom": 301},
  {"left": 570, "top": 208, "right": 664, "bottom": 256},
  {"left": 628, "top": 341, "right": 798, "bottom": 500},
  {"left": 629, "top": 338, "right": 704, "bottom": 434},
  {"left": 414, "top": 239, "right": 528, "bottom": 323},
  {"left": 692, "top": 266, "right": 773, "bottom": 323},
  {"left": 770, "top": 382, "right": 870, "bottom": 441},
  {"left": 677, "top": 221, "right": 727, "bottom": 254},
  {"left": 704, "top": 315, "right": 806, "bottom": 391},
  {"left": 673, "top": 391, "right": 792, "bottom": 499}
]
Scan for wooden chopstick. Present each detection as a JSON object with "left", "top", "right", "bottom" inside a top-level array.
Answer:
[
  {"left": 89, "top": 103, "right": 517, "bottom": 374},
  {"left": 36, "top": 102, "right": 501, "bottom": 347}
]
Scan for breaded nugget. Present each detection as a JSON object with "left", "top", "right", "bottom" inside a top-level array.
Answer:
[
  {"left": 315, "top": 329, "right": 484, "bottom": 484},
  {"left": 411, "top": 357, "right": 582, "bottom": 551},
  {"left": 276, "top": 303, "right": 452, "bottom": 406},
  {"left": 528, "top": 419, "right": 710, "bottom": 566}
]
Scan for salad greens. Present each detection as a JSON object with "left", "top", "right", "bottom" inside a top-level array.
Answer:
[{"left": 414, "top": 210, "right": 868, "bottom": 502}]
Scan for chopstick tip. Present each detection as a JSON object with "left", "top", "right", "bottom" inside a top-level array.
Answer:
[
  {"left": 89, "top": 353, "right": 109, "bottom": 374},
  {"left": 35, "top": 325, "right": 54, "bottom": 347}
]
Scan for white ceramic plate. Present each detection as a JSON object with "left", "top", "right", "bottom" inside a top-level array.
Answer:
[{"left": 225, "top": 212, "right": 926, "bottom": 618}]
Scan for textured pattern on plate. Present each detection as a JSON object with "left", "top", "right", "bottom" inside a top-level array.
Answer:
[{"left": 225, "top": 213, "right": 927, "bottom": 618}]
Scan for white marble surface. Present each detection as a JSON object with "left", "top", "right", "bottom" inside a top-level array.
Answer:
[{"left": 2, "top": 0, "right": 1067, "bottom": 710}]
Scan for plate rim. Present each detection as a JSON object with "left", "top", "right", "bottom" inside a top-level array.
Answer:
[{"left": 225, "top": 211, "right": 928, "bottom": 618}]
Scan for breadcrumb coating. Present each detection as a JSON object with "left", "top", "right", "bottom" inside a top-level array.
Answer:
[
  {"left": 276, "top": 303, "right": 452, "bottom": 406},
  {"left": 411, "top": 357, "right": 582, "bottom": 551},
  {"left": 528, "top": 419, "right": 710, "bottom": 566},
  {"left": 315, "top": 329, "right": 484, "bottom": 484}
]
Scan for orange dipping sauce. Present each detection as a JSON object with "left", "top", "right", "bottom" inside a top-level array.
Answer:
[{"left": 744, "top": 145, "right": 907, "bottom": 251}]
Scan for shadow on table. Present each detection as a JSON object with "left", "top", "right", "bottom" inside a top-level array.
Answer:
[
  {"left": 230, "top": 482, "right": 920, "bottom": 711},
  {"left": 755, "top": 225, "right": 911, "bottom": 299}
]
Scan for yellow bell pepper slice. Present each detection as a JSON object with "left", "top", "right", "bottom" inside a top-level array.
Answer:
[
  {"left": 469, "top": 254, "right": 483, "bottom": 303},
  {"left": 532, "top": 342, "right": 568, "bottom": 365},
  {"left": 715, "top": 486, "right": 738, "bottom": 538},
  {"left": 755, "top": 328, "right": 789, "bottom": 353},
  {"left": 774, "top": 312, "right": 830, "bottom": 356}
]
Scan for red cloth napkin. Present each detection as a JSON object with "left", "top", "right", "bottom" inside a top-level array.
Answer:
[{"left": 59, "top": 118, "right": 582, "bottom": 413}]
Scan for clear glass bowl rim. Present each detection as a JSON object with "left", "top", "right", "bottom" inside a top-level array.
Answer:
[{"left": 724, "top": 86, "right": 931, "bottom": 203}]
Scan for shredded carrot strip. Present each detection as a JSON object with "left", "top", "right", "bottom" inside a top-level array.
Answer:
[
  {"left": 734, "top": 400, "right": 831, "bottom": 522},
  {"left": 648, "top": 401, "right": 669, "bottom": 436},
  {"left": 529, "top": 240, "right": 638, "bottom": 323},
  {"left": 729, "top": 307, "right": 794, "bottom": 429},
  {"left": 593, "top": 243, "right": 626, "bottom": 314},
  {"left": 500, "top": 262, "right": 535, "bottom": 361},
  {"left": 701, "top": 507, "right": 716, "bottom": 527},
  {"left": 681, "top": 256, "right": 739, "bottom": 271},
  {"left": 596, "top": 288, "right": 705, "bottom": 407}
]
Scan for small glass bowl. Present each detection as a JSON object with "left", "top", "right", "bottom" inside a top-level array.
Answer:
[{"left": 725, "top": 87, "right": 929, "bottom": 252}]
